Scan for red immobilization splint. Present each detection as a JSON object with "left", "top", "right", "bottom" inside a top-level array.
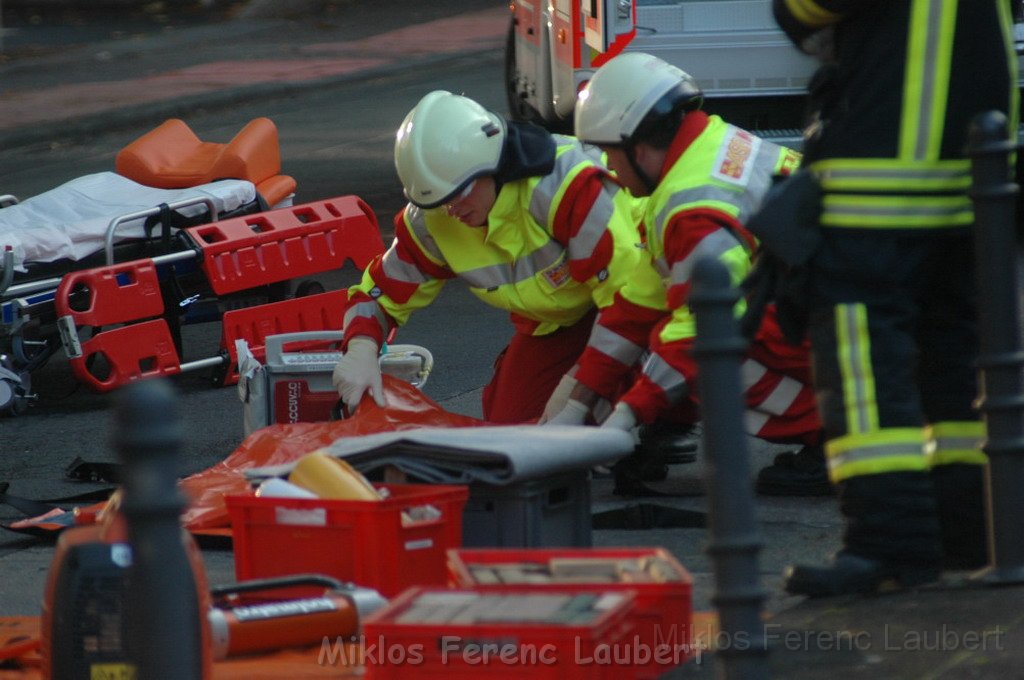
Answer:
[
  {"left": 188, "top": 196, "right": 383, "bottom": 295},
  {"left": 54, "top": 259, "right": 165, "bottom": 327},
  {"left": 66, "top": 319, "right": 182, "bottom": 392},
  {"left": 48, "top": 195, "right": 384, "bottom": 394},
  {"left": 218, "top": 289, "right": 349, "bottom": 386}
]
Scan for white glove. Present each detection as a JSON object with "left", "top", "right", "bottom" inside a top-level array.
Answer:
[
  {"left": 332, "top": 337, "right": 385, "bottom": 411},
  {"left": 543, "top": 399, "right": 589, "bottom": 426},
  {"left": 539, "top": 373, "right": 578, "bottom": 424},
  {"left": 601, "top": 402, "right": 637, "bottom": 432}
]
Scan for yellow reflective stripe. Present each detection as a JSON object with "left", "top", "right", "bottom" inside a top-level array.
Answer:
[
  {"left": 821, "top": 193, "right": 973, "bottom": 228},
  {"left": 999, "top": 0, "right": 1021, "bottom": 136},
  {"left": 783, "top": 0, "right": 840, "bottom": 28},
  {"left": 836, "top": 304, "right": 878, "bottom": 434},
  {"left": 900, "top": 0, "right": 956, "bottom": 161},
  {"left": 926, "top": 421, "right": 988, "bottom": 467},
  {"left": 812, "top": 158, "right": 971, "bottom": 192},
  {"left": 826, "top": 428, "right": 929, "bottom": 482},
  {"left": 930, "top": 448, "right": 989, "bottom": 466},
  {"left": 831, "top": 455, "right": 931, "bottom": 482}
]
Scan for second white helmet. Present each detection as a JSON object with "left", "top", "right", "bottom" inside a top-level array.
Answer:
[
  {"left": 394, "top": 90, "right": 506, "bottom": 209},
  {"left": 575, "top": 52, "right": 703, "bottom": 145}
]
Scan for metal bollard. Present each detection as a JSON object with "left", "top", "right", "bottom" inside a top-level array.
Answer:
[
  {"left": 968, "top": 110, "right": 1024, "bottom": 584},
  {"left": 691, "top": 256, "right": 769, "bottom": 680},
  {"left": 114, "top": 379, "right": 206, "bottom": 678}
]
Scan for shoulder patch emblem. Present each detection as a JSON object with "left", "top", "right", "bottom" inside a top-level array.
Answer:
[{"left": 712, "top": 128, "right": 762, "bottom": 186}]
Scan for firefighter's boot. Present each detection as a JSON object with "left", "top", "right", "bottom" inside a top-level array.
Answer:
[
  {"left": 755, "top": 444, "right": 832, "bottom": 496},
  {"left": 784, "top": 472, "right": 943, "bottom": 597},
  {"left": 932, "top": 463, "right": 988, "bottom": 570}
]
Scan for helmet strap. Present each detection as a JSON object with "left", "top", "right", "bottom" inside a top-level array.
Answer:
[{"left": 624, "top": 142, "right": 658, "bottom": 194}]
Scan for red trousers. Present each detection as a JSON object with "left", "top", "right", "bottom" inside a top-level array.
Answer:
[{"left": 482, "top": 309, "right": 597, "bottom": 424}]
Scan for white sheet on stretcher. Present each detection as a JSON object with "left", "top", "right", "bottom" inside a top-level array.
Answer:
[{"left": 0, "top": 171, "right": 257, "bottom": 272}]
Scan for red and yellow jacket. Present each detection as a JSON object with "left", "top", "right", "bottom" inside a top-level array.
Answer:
[
  {"left": 574, "top": 111, "right": 802, "bottom": 423},
  {"left": 342, "top": 135, "right": 645, "bottom": 347}
]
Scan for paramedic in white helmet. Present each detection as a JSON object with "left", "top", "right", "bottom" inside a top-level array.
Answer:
[
  {"left": 332, "top": 90, "right": 644, "bottom": 423},
  {"left": 544, "top": 52, "right": 828, "bottom": 496}
]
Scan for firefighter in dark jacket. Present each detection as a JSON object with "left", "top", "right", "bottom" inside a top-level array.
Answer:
[{"left": 766, "top": 0, "right": 1018, "bottom": 596}]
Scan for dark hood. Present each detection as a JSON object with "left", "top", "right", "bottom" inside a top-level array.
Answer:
[{"left": 494, "top": 120, "right": 556, "bottom": 188}]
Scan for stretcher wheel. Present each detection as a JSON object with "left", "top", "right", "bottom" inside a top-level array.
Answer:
[{"left": 294, "top": 279, "right": 326, "bottom": 298}]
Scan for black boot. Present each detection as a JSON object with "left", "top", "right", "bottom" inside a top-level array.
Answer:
[
  {"left": 785, "top": 551, "right": 940, "bottom": 597},
  {"left": 932, "top": 463, "right": 988, "bottom": 570},
  {"left": 755, "top": 445, "right": 832, "bottom": 496},
  {"left": 784, "top": 471, "right": 943, "bottom": 597},
  {"left": 611, "top": 455, "right": 671, "bottom": 496},
  {"left": 636, "top": 421, "right": 698, "bottom": 464}
]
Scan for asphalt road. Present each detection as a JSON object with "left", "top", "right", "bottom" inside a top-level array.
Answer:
[{"left": 0, "top": 44, "right": 842, "bottom": 620}]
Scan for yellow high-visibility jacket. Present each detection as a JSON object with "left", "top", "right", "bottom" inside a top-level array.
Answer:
[{"left": 343, "top": 136, "right": 645, "bottom": 346}]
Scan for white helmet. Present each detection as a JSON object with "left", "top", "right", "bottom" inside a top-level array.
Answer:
[
  {"left": 575, "top": 52, "right": 703, "bottom": 145},
  {"left": 394, "top": 90, "right": 507, "bottom": 209}
]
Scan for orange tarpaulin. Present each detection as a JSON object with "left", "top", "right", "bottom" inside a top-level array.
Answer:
[
  {"left": 2, "top": 377, "right": 482, "bottom": 538},
  {"left": 181, "top": 376, "right": 484, "bottom": 532}
]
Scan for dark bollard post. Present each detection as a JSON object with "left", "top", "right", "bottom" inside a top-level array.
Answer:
[
  {"left": 691, "top": 256, "right": 769, "bottom": 680},
  {"left": 968, "top": 110, "right": 1024, "bottom": 584},
  {"left": 115, "top": 379, "right": 206, "bottom": 678}
]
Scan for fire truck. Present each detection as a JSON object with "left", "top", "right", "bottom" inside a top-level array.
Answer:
[{"left": 506, "top": 0, "right": 1024, "bottom": 145}]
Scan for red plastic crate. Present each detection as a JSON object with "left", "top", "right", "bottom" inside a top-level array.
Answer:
[
  {"left": 226, "top": 483, "right": 468, "bottom": 598},
  {"left": 360, "top": 586, "right": 638, "bottom": 680},
  {"left": 447, "top": 547, "right": 694, "bottom": 678}
]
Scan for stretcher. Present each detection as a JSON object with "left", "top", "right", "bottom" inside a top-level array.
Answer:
[{"left": 0, "top": 119, "right": 385, "bottom": 416}]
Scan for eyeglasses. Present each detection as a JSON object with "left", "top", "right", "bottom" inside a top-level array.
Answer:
[{"left": 447, "top": 180, "right": 476, "bottom": 206}]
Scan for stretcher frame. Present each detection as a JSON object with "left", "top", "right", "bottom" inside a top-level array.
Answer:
[{"left": 0, "top": 195, "right": 384, "bottom": 414}]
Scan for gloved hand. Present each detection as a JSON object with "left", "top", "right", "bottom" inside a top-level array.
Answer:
[
  {"left": 539, "top": 373, "right": 579, "bottom": 424},
  {"left": 332, "top": 337, "right": 385, "bottom": 412},
  {"left": 601, "top": 402, "right": 637, "bottom": 432},
  {"left": 543, "top": 399, "right": 589, "bottom": 426}
]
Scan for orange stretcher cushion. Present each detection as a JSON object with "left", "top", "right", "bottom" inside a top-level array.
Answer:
[
  {"left": 256, "top": 174, "right": 298, "bottom": 208},
  {"left": 115, "top": 118, "right": 296, "bottom": 206}
]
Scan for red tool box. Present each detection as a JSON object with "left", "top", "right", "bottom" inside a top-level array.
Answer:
[
  {"left": 226, "top": 484, "right": 468, "bottom": 598},
  {"left": 360, "top": 586, "right": 639, "bottom": 680},
  {"left": 447, "top": 547, "right": 695, "bottom": 678}
]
